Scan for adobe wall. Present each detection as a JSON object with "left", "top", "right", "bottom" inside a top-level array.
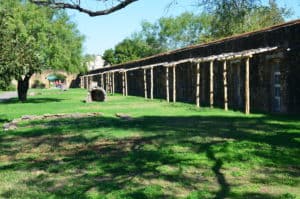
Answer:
[{"left": 88, "top": 20, "right": 300, "bottom": 113}]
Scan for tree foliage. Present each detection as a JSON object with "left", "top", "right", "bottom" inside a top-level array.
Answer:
[
  {"left": 103, "top": 36, "right": 166, "bottom": 65},
  {"left": 140, "top": 12, "right": 212, "bottom": 50},
  {"left": 103, "top": 0, "right": 292, "bottom": 65},
  {"left": 194, "top": 0, "right": 291, "bottom": 40},
  {"left": 0, "top": 0, "right": 85, "bottom": 101},
  {"left": 103, "top": 12, "right": 211, "bottom": 64}
]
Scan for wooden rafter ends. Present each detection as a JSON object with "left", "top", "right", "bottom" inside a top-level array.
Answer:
[
  {"left": 195, "top": 47, "right": 278, "bottom": 63},
  {"left": 164, "top": 58, "right": 194, "bottom": 67}
]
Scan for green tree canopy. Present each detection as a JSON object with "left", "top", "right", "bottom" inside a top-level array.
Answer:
[
  {"left": 0, "top": 0, "right": 85, "bottom": 101},
  {"left": 103, "top": 12, "right": 211, "bottom": 64},
  {"left": 103, "top": 0, "right": 292, "bottom": 65},
  {"left": 103, "top": 36, "right": 166, "bottom": 65},
  {"left": 205, "top": 0, "right": 291, "bottom": 40}
]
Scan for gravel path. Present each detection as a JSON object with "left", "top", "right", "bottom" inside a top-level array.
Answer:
[{"left": 0, "top": 91, "right": 18, "bottom": 102}]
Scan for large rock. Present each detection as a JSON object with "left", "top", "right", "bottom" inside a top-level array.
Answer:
[{"left": 90, "top": 87, "right": 106, "bottom": 102}]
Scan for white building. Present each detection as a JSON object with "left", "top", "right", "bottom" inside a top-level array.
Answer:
[{"left": 87, "top": 55, "right": 109, "bottom": 71}]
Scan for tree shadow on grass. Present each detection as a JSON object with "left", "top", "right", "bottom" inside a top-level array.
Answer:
[
  {"left": 0, "top": 114, "right": 299, "bottom": 198},
  {"left": 1, "top": 97, "right": 64, "bottom": 104}
]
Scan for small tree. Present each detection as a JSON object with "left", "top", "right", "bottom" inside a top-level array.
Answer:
[{"left": 0, "top": 1, "right": 85, "bottom": 101}]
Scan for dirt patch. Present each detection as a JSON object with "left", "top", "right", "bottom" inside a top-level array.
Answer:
[
  {"left": 115, "top": 113, "right": 133, "bottom": 121},
  {"left": 3, "top": 112, "right": 103, "bottom": 131}
]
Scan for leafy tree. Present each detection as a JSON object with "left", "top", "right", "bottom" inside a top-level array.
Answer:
[
  {"left": 103, "top": 49, "right": 117, "bottom": 65},
  {"left": 101, "top": 0, "right": 291, "bottom": 65},
  {"left": 103, "top": 35, "right": 165, "bottom": 64},
  {"left": 134, "top": 12, "right": 212, "bottom": 50},
  {"left": 0, "top": 1, "right": 85, "bottom": 101},
  {"left": 194, "top": 0, "right": 291, "bottom": 40},
  {"left": 102, "top": 12, "right": 211, "bottom": 64}
]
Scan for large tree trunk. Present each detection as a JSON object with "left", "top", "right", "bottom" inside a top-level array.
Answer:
[{"left": 17, "top": 74, "right": 32, "bottom": 102}]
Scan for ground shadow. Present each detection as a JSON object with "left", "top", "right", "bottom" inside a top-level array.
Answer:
[
  {"left": 0, "top": 97, "right": 65, "bottom": 104},
  {"left": 0, "top": 114, "right": 299, "bottom": 198}
]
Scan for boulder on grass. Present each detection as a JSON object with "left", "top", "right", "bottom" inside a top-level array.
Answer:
[{"left": 90, "top": 87, "right": 106, "bottom": 102}]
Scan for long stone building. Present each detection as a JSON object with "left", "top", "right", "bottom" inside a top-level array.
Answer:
[{"left": 82, "top": 19, "right": 300, "bottom": 114}]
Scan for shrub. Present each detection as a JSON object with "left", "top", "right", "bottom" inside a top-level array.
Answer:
[
  {"left": 32, "top": 80, "right": 46, "bottom": 89},
  {"left": 2, "top": 83, "right": 16, "bottom": 91}
]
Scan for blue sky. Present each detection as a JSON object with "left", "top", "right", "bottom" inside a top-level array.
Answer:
[{"left": 67, "top": 0, "right": 300, "bottom": 55}]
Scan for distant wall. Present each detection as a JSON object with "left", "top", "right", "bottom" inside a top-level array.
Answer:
[{"left": 30, "top": 70, "right": 79, "bottom": 89}]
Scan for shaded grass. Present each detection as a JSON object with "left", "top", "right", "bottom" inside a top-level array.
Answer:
[{"left": 0, "top": 89, "right": 299, "bottom": 199}]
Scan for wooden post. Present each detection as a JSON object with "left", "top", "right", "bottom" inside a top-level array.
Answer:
[
  {"left": 210, "top": 61, "right": 214, "bottom": 108},
  {"left": 223, "top": 60, "right": 228, "bottom": 111},
  {"left": 150, "top": 67, "right": 153, "bottom": 100},
  {"left": 105, "top": 73, "right": 108, "bottom": 91},
  {"left": 80, "top": 77, "right": 83, "bottom": 88},
  {"left": 196, "top": 62, "right": 201, "bottom": 107},
  {"left": 101, "top": 74, "right": 104, "bottom": 88},
  {"left": 173, "top": 65, "right": 176, "bottom": 103},
  {"left": 125, "top": 71, "right": 128, "bottom": 96},
  {"left": 85, "top": 76, "right": 88, "bottom": 90},
  {"left": 122, "top": 72, "right": 125, "bottom": 96},
  {"left": 109, "top": 73, "right": 112, "bottom": 94},
  {"left": 109, "top": 73, "right": 112, "bottom": 93},
  {"left": 87, "top": 76, "right": 90, "bottom": 91},
  {"left": 144, "top": 69, "right": 147, "bottom": 99},
  {"left": 245, "top": 57, "right": 250, "bottom": 114},
  {"left": 166, "top": 67, "right": 169, "bottom": 102},
  {"left": 112, "top": 72, "right": 115, "bottom": 94}
]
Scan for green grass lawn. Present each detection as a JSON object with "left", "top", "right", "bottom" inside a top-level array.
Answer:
[{"left": 0, "top": 89, "right": 299, "bottom": 199}]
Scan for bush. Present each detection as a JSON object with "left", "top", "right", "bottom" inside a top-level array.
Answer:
[
  {"left": 2, "top": 83, "right": 16, "bottom": 91},
  {"left": 32, "top": 80, "right": 46, "bottom": 89}
]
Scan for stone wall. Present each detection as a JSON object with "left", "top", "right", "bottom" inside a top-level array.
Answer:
[{"left": 30, "top": 70, "right": 78, "bottom": 89}]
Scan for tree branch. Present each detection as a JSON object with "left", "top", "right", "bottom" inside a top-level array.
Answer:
[{"left": 30, "top": 0, "right": 138, "bottom": 17}]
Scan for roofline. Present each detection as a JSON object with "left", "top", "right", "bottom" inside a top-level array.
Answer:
[{"left": 93, "top": 19, "right": 300, "bottom": 71}]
